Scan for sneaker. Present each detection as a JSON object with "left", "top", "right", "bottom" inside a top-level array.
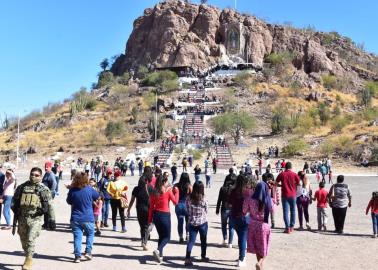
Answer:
[
  {"left": 121, "top": 228, "right": 127, "bottom": 233},
  {"left": 74, "top": 257, "right": 81, "bottom": 263},
  {"left": 104, "top": 223, "right": 109, "bottom": 228},
  {"left": 374, "top": 234, "right": 378, "bottom": 238},
  {"left": 306, "top": 223, "right": 311, "bottom": 230},
  {"left": 201, "top": 257, "right": 210, "bottom": 262},
  {"left": 289, "top": 227, "right": 294, "bottom": 233},
  {"left": 179, "top": 237, "right": 184, "bottom": 243},
  {"left": 222, "top": 240, "right": 228, "bottom": 247},
  {"left": 298, "top": 226, "right": 304, "bottom": 231},
  {"left": 184, "top": 259, "right": 193, "bottom": 266},
  {"left": 84, "top": 253, "right": 92, "bottom": 261},
  {"left": 113, "top": 226, "right": 117, "bottom": 232},
  {"left": 95, "top": 230, "right": 101, "bottom": 236},
  {"left": 153, "top": 250, "right": 162, "bottom": 263},
  {"left": 284, "top": 228, "right": 290, "bottom": 234},
  {"left": 228, "top": 244, "right": 233, "bottom": 249},
  {"left": 237, "top": 259, "right": 246, "bottom": 267}
]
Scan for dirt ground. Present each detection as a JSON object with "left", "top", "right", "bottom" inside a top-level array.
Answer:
[{"left": 0, "top": 169, "right": 377, "bottom": 270}]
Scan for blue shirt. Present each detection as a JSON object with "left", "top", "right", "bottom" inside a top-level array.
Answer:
[
  {"left": 67, "top": 186, "right": 99, "bottom": 222},
  {"left": 42, "top": 172, "right": 57, "bottom": 192}
]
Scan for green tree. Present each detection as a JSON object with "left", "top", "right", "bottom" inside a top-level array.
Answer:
[
  {"left": 318, "top": 102, "right": 330, "bottom": 125},
  {"left": 271, "top": 107, "right": 288, "bottom": 134},
  {"left": 100, "top": 58, "right": 109, "bottom": 71},
  {"left": 136, "top": 66, "right": 149, "bottom": 79},
  {"left": 211, "top": 112, "right": 255, "bottom": 145},
  {"left": 105, "top": 121, "right": 124, "bottom": 144}
]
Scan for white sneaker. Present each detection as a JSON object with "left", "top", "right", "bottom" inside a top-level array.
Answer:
[
  {"left": 222, "top": 240, "right": 227, "bottom": 246},
  {"left": 228, "top": 244, "right": 233, "bottom": 249},
  {"left": 153, "top": 250, "right": 162, "bottom": 263},
  {"left": 237, "top": 259, "right": 246, "bottom": 267}
]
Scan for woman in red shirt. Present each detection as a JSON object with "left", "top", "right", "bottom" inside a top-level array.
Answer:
[{"left": 148, "top": 174, "right": 179, "bottom": 263}]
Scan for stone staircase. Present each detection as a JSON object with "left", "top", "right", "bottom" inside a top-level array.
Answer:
[
  {"left": 215, "top": 145, "right": 234, "bottom": 169},
  {"left": 184, "top": 113, "right": 204, "bottom": 135},
  {"left": 156, "top": 150, "right": 172, "bottom": 168}
]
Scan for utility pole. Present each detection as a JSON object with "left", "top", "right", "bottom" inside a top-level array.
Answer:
[
  {"left": 155, "top": 90, "right": 158, "bottom": 144},
  {"left": 16, "top": 111, "right": 20, "bottom": 168}
]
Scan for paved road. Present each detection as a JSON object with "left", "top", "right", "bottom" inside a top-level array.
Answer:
[{"left": 0, "top": 170, "right": 377, "bottom": 270}]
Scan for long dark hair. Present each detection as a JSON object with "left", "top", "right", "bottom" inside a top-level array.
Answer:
[
  {"left": 233, "top": 174, "right": 247, "bottom": 196},
  {"left": 177, "top": 172, "right": 191, "bottom": 194},
  {"left": 154, "top": 174, "right": 167, "bottom": 195},
  {"left": 141, "top": 166, "right": 153, "bottom": 183},
  {"left": 190, "top": 181, "right": 204, "bottom": 205}
]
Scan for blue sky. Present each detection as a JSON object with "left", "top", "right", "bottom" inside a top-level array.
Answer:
[{"left": 1, "top": 0, "right": 377, "bottom": 117}]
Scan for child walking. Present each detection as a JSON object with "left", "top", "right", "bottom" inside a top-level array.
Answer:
[
  {"left": 365, "top": 191, "right": 378, "bottom": 238},
  {"left": 184, "top": 181, "right": 210, "bottom": 266},
  {"left": 94, "top": 195, "right": 104, "bottom": 236},
  {"left": 313, "top": 182, "right": 328, "bottom": 231}
]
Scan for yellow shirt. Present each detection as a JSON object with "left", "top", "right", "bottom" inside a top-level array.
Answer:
[{"left": 106, "top": 180, "right": 128, "bottom": 200}]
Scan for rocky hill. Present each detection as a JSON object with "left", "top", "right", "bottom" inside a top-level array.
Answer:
[
  {"left": 0, "top": 1, "right": 377, "bottom": 167},
  {"left": 112, "top": 0, "right": 378, "bottom": 91}
]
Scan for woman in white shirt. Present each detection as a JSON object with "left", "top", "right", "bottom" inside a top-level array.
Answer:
[
  {"left": 1, "top": 169, "right": 16, "bottom": 230},
  {"left": 296, "top": 171, "right": 311, "bottom": 230}
]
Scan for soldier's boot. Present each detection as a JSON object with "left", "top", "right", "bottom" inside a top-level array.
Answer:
[{"left": 22, "top": 256, "right": 33, "bottom": 270}]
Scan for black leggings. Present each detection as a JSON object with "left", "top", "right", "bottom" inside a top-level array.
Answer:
[
  {"left": 110, "top": 199, "right": 125, "bottom": 228},
  {"left": 137, "top": 208, "right": 150, "bottom": 245},
  {"left": 332, "top": 207, "right": 347, "bottom": 233}
]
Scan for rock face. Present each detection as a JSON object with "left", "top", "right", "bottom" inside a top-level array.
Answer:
[{"left": 111, "top": 0, "right": 378, "bottom": 85}]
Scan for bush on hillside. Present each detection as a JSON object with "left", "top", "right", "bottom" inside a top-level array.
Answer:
[
  {"left": 320, "top": 140, "right": 334, "bottom": 157},
  {"left": 359, "top": 81, "right": 378, "bottom": 108},
  {"left": 321, "top": 74, "right": 337, "bottom": 90},
  {"left": 104, "top": 121, "right": 124, "bottom": 144},
  {"left": 330, "top": 115, "right": 352, "bottom": 133},
  {"left": 318, "top": 102, "right": 331, "bottom": 125},
  {"left": 98, "top": 71, "right": 116, "bottom": 88},
  {"left": 142, "top": 70, "right": 178, "bottom": 90},
  {"left": 282, "top": 138, "right": 308, "bottom": 157}
]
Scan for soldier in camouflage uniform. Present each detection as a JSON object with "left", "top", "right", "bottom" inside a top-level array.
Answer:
[{"left": 11, "top": 167, "right": 56, "bottom": 270}]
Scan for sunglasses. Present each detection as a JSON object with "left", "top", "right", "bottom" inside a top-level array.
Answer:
[{"left": 30, "top": 173, "right": 41, "bottom": 177}]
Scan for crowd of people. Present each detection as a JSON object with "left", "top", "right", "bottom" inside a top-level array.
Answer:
[{"left": 0, "top": 160, "right": 377, "bottom": 270}]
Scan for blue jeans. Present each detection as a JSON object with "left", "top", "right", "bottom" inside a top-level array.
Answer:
[
  {"left": 205, "top": 175, "right": 211, "bottom": 187},
  {"left": 102, "top": 199, "right": 110, "bottom": 225},
  {"left": 55, "top": 178, "right": 60, "bottom": 193},
  {"left": 372, "top": 213, "right": 378, "bottom": 235},
  {"left": 221, "top": 209, "right": 234, "bottom": 244},
  {"left": 3, "top": 196, "right": 12, "bottom": 226},
  {"left": 282, "top": 197, "right": 296, "bottom": 229},
  {"left": 230, "top": 216, "right": 247, "bottom": 261},
  {"left": 195, "top": 174, "right": 200, "bottom": 182},
  {"left": 172, "top": 173, "right": 177, "bottom": 184},
  {"left": 175, "top": 202, "right": 188, "bottom": 238},
  {"left": 71, "top": 221, "right": 95, "bottom": 258},
  {"left": 153, "top": 211, "right": 171, "bottom": 256},
  {"left": 186, "top": 222, "right": 208, "bottom": 259},
  {"left": 94, "top": 173, "right": 100, "bottom": 182}
]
